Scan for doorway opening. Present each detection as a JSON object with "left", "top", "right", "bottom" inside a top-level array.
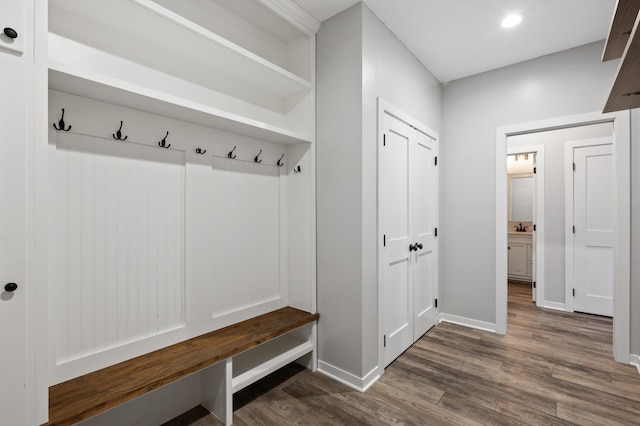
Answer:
[{"left": 496, "top": 111, "right": 631, "bottom": 364}]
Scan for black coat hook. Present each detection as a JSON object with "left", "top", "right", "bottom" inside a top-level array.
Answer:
[
  {"left": 293, "top": 165, "right": 302, "bottom": 174},
  {"left": 277, "top": 153, "right": 285, "bottom": 167},
  {"left": 53, "top": 108, "right": 72, "bottom": 131},
  {"left": 112, "top": 121, "right": 128, "bottom": 141},
  {"left": 195, "top": 147, "right": 206, "bottom": 154},
  {"left": 158, "top": 131, "right": 171, "bottom": 148},
  {"left": 254, "top": 149, "right": 263, "bottom": 163},
  {"left": 228, "top": 146, "right": 237, "bottom": 159}
]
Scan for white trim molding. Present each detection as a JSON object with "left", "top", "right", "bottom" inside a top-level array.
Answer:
[
  {"left": 317, "top": 361, "right": 380, "bottom": 392},
  {"left": 439, "top": 314, "right": 496, "bottom": 333},
  {"left": 496, "top": 111, "right": 631, "bottom": 363},
  {"left": 543, "top": 302, "right": 566, "bottom": 311},
  {"left": 630, "top": 354, "right": 640, "bottom": 374}
]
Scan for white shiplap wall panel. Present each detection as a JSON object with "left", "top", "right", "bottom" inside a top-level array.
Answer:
[
  {"left": 49, "top": 132, "right": 185, "bottom": 365},
  {"left": 208, "top": 157, "right": 282, "bottom": 318},
  {"left": 185, "top": 155, "right": 285, "bottom": 334}
]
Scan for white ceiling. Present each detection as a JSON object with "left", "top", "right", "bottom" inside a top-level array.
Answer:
[{"left": 292, "top": 0, "right": 616, "bottom": 82}]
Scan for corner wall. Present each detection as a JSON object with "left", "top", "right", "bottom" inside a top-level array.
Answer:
[
  {"left": 316, "top": 2, "right": 441, "bottom": 388},
  {"left": 441, "top": 41, "right": 619, "bottom": 324}
]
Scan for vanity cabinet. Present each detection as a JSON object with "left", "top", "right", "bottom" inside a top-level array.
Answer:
[{"left": 508, "top": 234, "right": 533, "bottom": 281}]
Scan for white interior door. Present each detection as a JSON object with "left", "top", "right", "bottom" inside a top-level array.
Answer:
[
  {"left": 412, "top": 130, "right": 438, "bottom": 339},
  {"left": 381, "top": 113, "right": 413, "bottom": 367},
  {"left": 572, "top": 142, "right": 614, "bottom": 316},
  {"left": 0, "top": 55, "right": 28, "bottom": 424}
]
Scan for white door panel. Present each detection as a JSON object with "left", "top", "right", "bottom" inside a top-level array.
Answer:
[
  {"left": 573, "top": 143, "right": 613, "bottom": 316},
  {"left": 412, "top": 130, "right": 437, "bottom": 338},
  {"left": 381, "top": 115, "right": 413, "bottom": 366},
  {"left": 0, "top": 54, "right": 27, "bottom": 424}
]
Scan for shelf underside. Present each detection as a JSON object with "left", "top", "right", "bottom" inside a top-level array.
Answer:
[
  {"left": 602, "top": 0, "right": 640, "bottom": 61},
  {"left": 604, "top": 12, "right": 640, "bottom": 113}
]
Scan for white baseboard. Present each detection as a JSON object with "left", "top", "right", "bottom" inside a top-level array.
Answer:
[
  {"left": 438, "top": 314, "right": 496, "bottom": 333},
  {"left": 630, "top": 354, "right": 640, "bottom": 374},
  {"left": 317, "top": 361, "right": 379, "bottom": 392},
  {"left": 543, "top": 301, "right": 566, "bottom": 311}
]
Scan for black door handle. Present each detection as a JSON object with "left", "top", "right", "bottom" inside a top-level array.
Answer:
[
  {"left": 3, "top": 27, "right": 18, "bottom": 39},
  {"left": 4, "top": 283, "right": 17, "bottom": 292},
  {"left": 409, "top": 243, "right": 417, "bottom": 252},
  {"left": 416, "top": 243, "right": 423, "bottom": 250}
]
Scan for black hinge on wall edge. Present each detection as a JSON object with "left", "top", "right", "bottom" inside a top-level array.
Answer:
[
  {"left": 533, "top": 281, "right": 536, "bottom": 288},
  {"left": 572, "top": 288, "right": 575, "bottom": 297},
  {"left": 435, "top": 227, "right": 438, "bottom": 237},
  {"left": 435, "top": 298, "right": 438, "bottom": 308},
  {"left": 383, "top": 234, "right": 386, "bottom": 247},
  {"left": 573, "top": 162, "right": 576, "bottom": 171},
  {"left": 533, "top": 224, "right": 537, "bottom": 231},
  {"left": 383, "top": 134, "right": 386, "bottom": 146},
  {"left": 572, "top": 225, "right": 575, "bottom": 234},
  {"left": 534, "top": 167, "right": 537, "bottom": 174},
  {"left": 383, "top": 335, "right": 387, "bottom": 347},
  {"left": 435, "top": 156, "right": 438, "bottom": 166}
]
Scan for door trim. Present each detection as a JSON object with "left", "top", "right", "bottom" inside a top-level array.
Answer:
[
  {"left": 377, "top": 97, "right": 439, "bottom": 377},
  {"left": 495, "top": 111, "right": 630, "bottom": 364},
  {"left": 507, "top": 145, "right": 544, "bottom": 307},
  {"left": 564, "top": 138, "right": 613, "bottom": 313}
]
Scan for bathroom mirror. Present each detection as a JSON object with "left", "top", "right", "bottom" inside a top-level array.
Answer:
[{"left": 509, "top": 174, "right": 533, "bottom": 221}]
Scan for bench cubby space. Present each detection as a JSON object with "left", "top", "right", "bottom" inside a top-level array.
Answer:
[{"left": 48, "top": 308, "right": 318, "bottom": 425}]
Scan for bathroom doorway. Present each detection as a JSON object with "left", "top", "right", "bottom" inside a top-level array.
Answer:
[{"left": 506, "top": 150, "right": 541, "bottom": 303}]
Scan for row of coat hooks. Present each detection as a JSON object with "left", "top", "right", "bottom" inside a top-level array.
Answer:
[{"left": 52, "top": 108, "right": 302, "bottom": 171}]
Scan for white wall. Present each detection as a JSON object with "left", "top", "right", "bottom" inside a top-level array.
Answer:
[
  {"left": 441, "top": 41, "right": 619, "bottom": 324},
  {"left": 316, "top": 2, "right": 441, "bottom": 387},
  {"left": 508, "top": 123, "right": 613, "bottom": 304}
]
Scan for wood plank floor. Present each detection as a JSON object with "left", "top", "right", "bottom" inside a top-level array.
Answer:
[{"left": 165, "top": 283, "right": 640, "bottom": 425}]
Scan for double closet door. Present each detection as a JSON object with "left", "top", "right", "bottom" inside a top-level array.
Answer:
[{"left": 380, "top": 107, "right": 439, "bottom": 367}]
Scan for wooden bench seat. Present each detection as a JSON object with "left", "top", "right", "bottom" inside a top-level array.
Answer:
[{"left": 47, "top": 307, "right": 319, "bottom": 425}]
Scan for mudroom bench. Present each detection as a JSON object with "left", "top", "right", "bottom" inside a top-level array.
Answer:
[{"left": 46, "top": 307, "right": 319, "bottom": 425}]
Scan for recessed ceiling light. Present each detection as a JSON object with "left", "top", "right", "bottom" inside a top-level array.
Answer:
[{"left": 501, "top": 13, "right": 523, "bottom": 29}]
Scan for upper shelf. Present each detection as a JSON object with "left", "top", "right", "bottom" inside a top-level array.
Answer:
[
  {"left": 48, "top": 35, "right": 312, "bottom": 145},
  {"left": 47, "top": 0, "right": 317, "bottom": 143},
  {"left": 49, "top": 0, "right": 312, "bottom": 110},
  {"left": 602, "top": 0, "right": 640, "bottom": 61},
  {"left": 603, "top": 9, "right": 640, "bottom": 112}
]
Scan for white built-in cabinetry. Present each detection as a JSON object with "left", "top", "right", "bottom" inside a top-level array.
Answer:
[
  {"left": 0, "top": 1, "right": 33, "bottom": 424},
  {"left": 35, "top": 0, "right": 319, "bottom": 423},
  {"left": 508, "top": 234, "right": 533, "bottom": 281}
]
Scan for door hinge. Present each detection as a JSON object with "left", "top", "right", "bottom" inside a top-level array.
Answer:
[
  {"left": 383, "top": 234, "right": 386, "bottom": 247},
  {"left": 572, "top": 288, "right": 575, "bottom": 297},
  {"left": 573, "top": 162, "right": 576, "bottom": 171},
  {"left": 533, "top": 224, "right": 536, "bottom": 231},
  {"left": 435, "top": 298, "right": 438, "bottom": 308},
  {"left": 383, "top": 335, "right": 387, "bottom": 347},
  {"left": 383, "top": 134, "right": 386, "bottom": 146},
  {"left": 434, "top": 156, "right": 438, "bottom": 166},
  {"left": 434, "top": 227, "right": 438, "bottom": 237},
  {"left": 533, "top": 167, "right": 537, "bottom": 174},
  {"left": 533, "top": 281, "right": 536, "bottom": 288},
  {"left": 572, "top": 225, "right": 575, "bottom": 234}
]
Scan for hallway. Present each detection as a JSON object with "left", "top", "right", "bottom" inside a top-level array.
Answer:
[{"left": 166, "top": 283, "right": 640, "bottom": 425}]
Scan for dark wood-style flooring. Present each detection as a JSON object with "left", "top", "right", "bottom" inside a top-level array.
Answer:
[{"left": 165, "top": 283, "right": 640, "bottom": 425}]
